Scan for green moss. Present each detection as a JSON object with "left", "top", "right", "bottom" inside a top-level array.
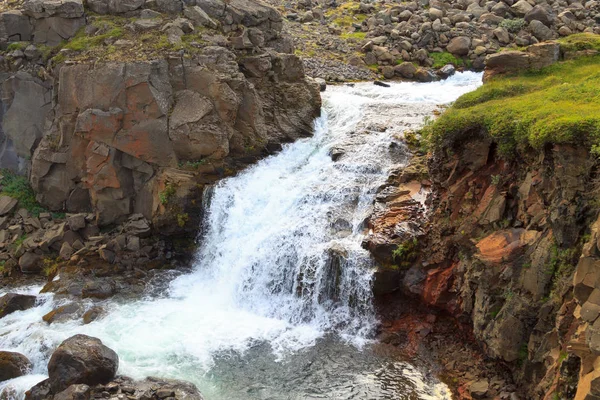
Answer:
[
  {"left": 0, "top": 169, "right": 47, "bottom": 216},
  {"left": 421, "top": 55, "right": 600, "bottom": 157},
  {"left": 392, "top": 238, "right": 418, "bottom": 268},
  {"left": 159, "top": 183, "right": 177, "bottom": 205},
  {"left": 499, "top": 18, "right": 525, "bottom": 33},
  {"left": 558, "top": 33, "right": 600, "bottom": 53},
  {"left": 176, "top": 213, "right": 189, "bottom": 228},
  {"left": 6, "top": 41, "right": 28, "bottom": 51},
  {"left": 429, "top": 51, "right": 465, "bottom": 69},
  {"left": 63, "top": 26, "right": 123, "bottom": 52},
  {"left": 340, "top": 31, "right": 366, "bottom": 40}
]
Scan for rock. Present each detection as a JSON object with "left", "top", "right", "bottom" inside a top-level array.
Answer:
[
  {"left": 511, "top": 0, "right": 534, "bottom": 17},
  {"left": 414, "top": 68, "right": 437, "bottom": 82},
  {"left": 156, "top": 0, "right": 184, "bottom": 14},
  {"left": 373, "top": 81, "right": 390, "bottom": 87},
  {"left": 48, "top": 334, "right": 118, "bottom": 393},
  {"left": 529, "top": 20, "right": 554, "bottom": 40},
  {"left": 183, "top": 5, "right": 218, "bottom": 29},
  {"left": 82, "top": 306, "right": 103, "bottom": 324},
  {"left": 394, "top": 62, "right": 417, "bottom": 78},
  {"left": 67, "top": 214, "right": 86, "bottom": 231},
  {"left": 438, "top": 64, "right": 456, "bottom": 78},
  {"left": 470, "top": 379, "right": 489, "bottom": 398},
  {"left": 0, "top": 293, "right": 36, "bottom": 318},
  {"left": 0, "top": 11, "right": 33, "bottom": 43},
  {"left": 42, "top": 303, "right": 82, "bottom": 324},
  {"left": 19, "top": 252, "right": 43, "bottom": 274},
  {"left": 0, "top": 196, "right": 18, "bottom": 216},
  {"left": 0, "top": 351, "right": 32, "bottom": 382},
  {"left": 314, "top": 78, "right": 326, "bottom": 91},
  {"left": 382, "top": 66, "right": 395, "bottom": 79},
  {"left": 446, "top": 36, "right": 471, "bottom": 56},
  {"left": 524, "top": 5, "right": 554, "bottom": 27},
  {"left": 23, "top": 0, "right": 85, "bottom": 19},
  {"left": 53, "top": 384, "right": 90, "bottom": 400}
]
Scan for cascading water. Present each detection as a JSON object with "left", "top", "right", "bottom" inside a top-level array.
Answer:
[{"left": 0, "top": 72, "right": 482, "bottom": 400}]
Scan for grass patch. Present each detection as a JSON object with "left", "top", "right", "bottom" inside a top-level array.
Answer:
[
  {"left": 392, "top": 238, "right": 418, "bottom": 268},
  {"left": 6, "top": 41, "right": 28, "bottom": 52},
  {"left": 0, "top": 169, "right": 46, "bottom": 216},
  {"left": 421, "top": 54, "right": 600, "bottom": 157},
  {"left": 340, "top": 31, "right": 366, "bottom": 40},
  {"left": 429, "top": 51, "right": 465, "bottom": 69},
  {"left": 63, "top": 26, "right": 123, "bottom": 52},
  {"left": 558, "top": 33, "right": 600, "bottom": 53}
]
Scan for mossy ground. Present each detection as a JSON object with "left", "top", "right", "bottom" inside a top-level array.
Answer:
[
  {"left": 429, "top": 51, "right": 465, "bottom": 69},
  {"left": 558, "top": 33, "right": 600, "bottom": 53},
  {"left": 421, "top": 53, "right": 600, "bottom": 157}
]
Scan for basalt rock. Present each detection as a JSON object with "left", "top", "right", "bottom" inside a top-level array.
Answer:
[{"left": 0, "top": 292, "right": 36, "bottom": 318}]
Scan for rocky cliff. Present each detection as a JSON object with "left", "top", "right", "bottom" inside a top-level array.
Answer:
[
  {"left": 368, "top": 38, "right": 600, "bottom": 399},
  {"left": 0, "top": 0, "right": 320, "bottom": 281}
]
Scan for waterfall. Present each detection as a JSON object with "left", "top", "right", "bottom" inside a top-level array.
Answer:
[{"left": 0, "top": 72, "right": 483, "bottom": 400}]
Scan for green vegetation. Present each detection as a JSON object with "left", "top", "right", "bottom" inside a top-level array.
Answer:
[
  {"left": 420, "top": 55, "right": 600, "bottom": 157},
  {"left": 42, "top": 256, "right": 61, "bottom": 277},
  {"left": 14, "top": 234, "right": 27, "bottom": 247},
  {"left": 499, "top": 18, "right": 525, "bottom": 33},
  {"left": 63, "top": 26, "right": 123, "bottom": 52},
  {"left": 518, "top": 342, "right": 529, "bottom": 366},
  {"left": 159, "top": 183, "right": 177, "bottom": 205},
  {"left": 0, "top": 169, "right": 46, "bottom": 216},
  {"left": 340, "top": 31, "right": 367, "bottom": 40},
  {"left": 429, "top": 51, "right": 465, "bottom": 69},
  {"left": 332, "top": 13, "right": 367, "bottom": 27},
  {"left": 6, "top": 41, "right": 28, "bottom": 51},
  {"left": 177, "top": 213, "right": 189, "bottom": 228},
  {"left": 558, "top": 33, "right": 600, "bottom": 53},
  {"left": 392, "top": 238, "right": 418, "bottom": 268},
  {"left": 547, "top": 242, "right": 579, "bottom": 302}
]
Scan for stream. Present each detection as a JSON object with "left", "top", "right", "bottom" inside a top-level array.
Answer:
[{"left": 0, "top": 72, "right": 482, "bottom": 400}]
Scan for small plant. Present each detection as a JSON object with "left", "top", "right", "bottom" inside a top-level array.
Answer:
[
  {"left": 42, "top": 257, "right": 61, "bottom": 277},
  {"left": 499, "top": 18, "right": 525, "bottom": 33},
  {"left": 159, "top": 183, "right": 177, "bottom": 205},
  {"left": 518, "top": 342, "right": 529, "bottom": 366},
  {"left": 491, "top": 174, "right": 501, "bottom": 185},
  {"left": 392, "top": 238, "right": 419, "bottom": 268},
  {"left": 340, "top": 31, "right": 366, "bottom": 40},
  {"left": 6, "top": 42, "right": 29, "bottom": 52},
  {"left": 428, "top": 51, "right": 464, "bottom": 69},
  {"left": 0, "top": 169, "right": 47, "bottom": 216},
  {"left": 177, "top": 213, "right": 189, "bottom": 228}
]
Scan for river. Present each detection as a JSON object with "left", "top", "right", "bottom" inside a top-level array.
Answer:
[{"left": 0, "top": 72, "right": 482, "bottom": 400}]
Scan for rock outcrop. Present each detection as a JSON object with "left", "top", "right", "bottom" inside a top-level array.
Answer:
[
  {"left": 0, "top": 292, "right": 36, "bottom": 318},
  {"left": 0, "top": 351, "right": 32, "bottom": 382},
  {"left": 0, "top": 0, "right": 321, "bottom": 240}
]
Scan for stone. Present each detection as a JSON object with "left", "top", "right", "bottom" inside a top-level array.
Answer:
[
  {"left": 511, "top": 0, "right": 534, "bottom": 17},
  {"left": 524, "top": 5, "right": 554, "bottom": 26},
  {"left": 48, "top": 334, "right": 118, "bottom": 393},
  {"left": 0, "top": 293, "right": 36, "bottom": 318},
  {"left": 67, "top": 214, "right": 86, "bottom": 231},
  {"left": 382, "top": 66, "right": 395, "bottom": 79},
  {"left": 414, "top": 68, "right": 437, "bottom": 82},
  {"left": 446, "top": 36, "right": 471, "bottom": 55},
  {"left": 183, "top": 5, "right": 218, "bottom": 29},
  {"left": 0, "top": 196, "right": 18, "bottom": 216},
  {"left": 42, "top": 303, "right": 82, "bottom": 324},
  {"left": 23, "top": 0, "right": 85, "bottom": 19},
  {"left": 394, "top": 62, "right": 417, "bottom": 78},
  {"left": 157, "top": 0, "right": 184, "bottom": 13},
  {"left": 438, "top": 64, "right": 456, "bottom": 78},
  {"left": 529, "top": 20, "right": 554, "bottom": 40},
  {"left": 82, "top": 306, "right": 103, "bottom": 324},
  {"left": 19, "top": 252, "right": 43, "bottom": 274},
  {"left": 0, "top": 11, "right": 32, "bottom": 43},
  {"left": 470, "top": 379, "right": 489, "bottom": 398},
  {"left": 0, "top": 351, "right": 32, "bottom": 382},
  {"left": 53, "top": 384, "right": 91, "bottom": 400}
]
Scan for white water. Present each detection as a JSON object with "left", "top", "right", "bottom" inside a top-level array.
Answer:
[{"left": 0, "top": 72, "right": 482, "bottom": 399}]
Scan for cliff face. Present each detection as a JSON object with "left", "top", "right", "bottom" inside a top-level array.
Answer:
[
  {"left": 368, "top": 43, "right": 600, "bottom": 398},
  {"left": 0, "top": 0, "right": 321, "bottom": 231}
]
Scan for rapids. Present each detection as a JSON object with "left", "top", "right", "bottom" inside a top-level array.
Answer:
[{"left": 0, "top": 72, "right": 482, "bottom": 399}]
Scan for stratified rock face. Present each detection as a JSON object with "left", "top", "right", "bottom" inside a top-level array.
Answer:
[
  {"left": 0, "top": 0, "right": 321, "bottom": 228},
  {"left": 47, "top": 334, "right": 118, "bottom": 393},
  {"left": 0, "top": 351, "right": 32, "bottom": 382}
]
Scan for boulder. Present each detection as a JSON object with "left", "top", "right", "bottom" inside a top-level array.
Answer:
[
  {"left": 0, "top": 196, "right": 18, "bottom": 216},
  {"left": 524, "top": 5, "right": 554, "bottom": 27},
  {"left": 446, "top": 36, "right": 471, "bottom": 56},
  {"left": 414, "top": 68, "right": 437, "bottom": 82},
  {"left": 19, "top": 252, "right": 43, "bottom": 274},
  {"left": 23, "top": 0, "right": 85, "bottom": 19},
  {"left": 183, "top": 6, "right": 219, "bottom": 29},
  {"left": 53, "top": 384, "right": 91, "bottom": 400},
  {"left": 394, "top": 62, "right": 417, "bottom": 78},
  {"left": 48, "top": 334, "right": 118, "bottom": 392},
  {"left": 469, "top": 379, "right": 489, "bottom": 398},
  {"left": 438, "top": 64, "right": 456, "bottom": 78},
  {"left": 0, "top": 10, "right": 33, "bottom": 43},
  {"left": 511, "top": 0, "right": 533, "bottom": 17},
  {"left": 529, "top": 20, "right": 553, "bottom": 41},
  {"left": 42, "top": 303, "right": 82, "bottom": 324},
  {"left": 0, "top": 293, "right": 36, "bottom": 318},
  {"left": 0, "top": 351, "right": 32, "bottom": 382}
]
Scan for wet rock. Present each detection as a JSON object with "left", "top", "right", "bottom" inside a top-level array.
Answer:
[
  {"left": 53, "top": 384, "right": 90, "bottom": 400},
  {"left": 373, "top": 81, "right": 390, "bottom": 87},
  {"left": 0, "top": 293, "right": 36, "bottom": 318},
  {"left": 19, "top": 252, "right": 43, "bottom": 274},
  {"left": 0, "top": 351, "right": 32, "bottom": 382},
  {"left": 414, "top": 68, "right": 437, "bottom": 82},
  {"left": 48, "top": 334, "right": 118, "bottom": 392},
  {"left": 43, "top": 303, "right": 82, "bottom": 324},
  {"left": 82, "top": 306, "right": 103, "bottom": 324},
  {"left": 394, "top": 62, "right": 417, "bottom": 79},
  {"left": 437, "top": 64, "right": 456, "bottom": 79}
]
